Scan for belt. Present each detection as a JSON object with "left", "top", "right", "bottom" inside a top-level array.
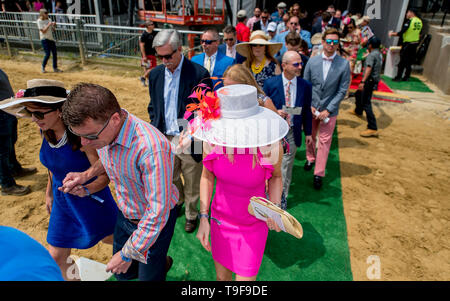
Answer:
[{"left": 128, "top": 218, "right": 140, "bottom": 225}]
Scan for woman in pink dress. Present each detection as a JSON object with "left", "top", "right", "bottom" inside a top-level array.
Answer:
[{"left": 190, "top": 84, "right": 289, "bottom": 281}]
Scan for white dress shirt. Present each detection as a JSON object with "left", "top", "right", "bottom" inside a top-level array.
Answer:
[
  {"left": 322, "top": 52, "right": 337, "bottom": 81},
  {"left": 203, "top": 51, "right": 217, "bottom": 75},
  {"left": 282, "top": 73, "right": 297, "bottom": 125},
  {"left": 226, "top": 44, "right": 237, "bottom": 59}
]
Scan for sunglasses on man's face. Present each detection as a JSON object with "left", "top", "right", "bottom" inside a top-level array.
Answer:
[
  {"left": 291, "top": 62, "right": 304, "bottom": 68},
  {"left": 156, "top": 48, "right": 177, "bottom": 60},
  {"left": 325, "top": 39, "right": 340, "bottom": 45},
  {"left": 68, "top": 114, "right": 113, "bottom": 140},
  {"left": 290, "top": 22, "right": 299, "bottom": 25},
  {"left": 201, "top": 39, "right": 218, "bottom": 45},
  {"left": 261, "top": 16, "right": 268, "bottom": 19},
  {"left": 25, "top": 107, "right": 57, "bottom": 120},
  {"left": 224, "top": 38, "right": 234, "bottom": 42}
]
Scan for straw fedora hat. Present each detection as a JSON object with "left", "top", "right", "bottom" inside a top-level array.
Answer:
[
  {"left": 236, "top": 30, "right": 283, "bottom": 58},
  {"left": 0, "top": 79, "right": 68, "bottom": 117},
  {"left": 189, "top": 84, "right": 289, "bottom": 148}
]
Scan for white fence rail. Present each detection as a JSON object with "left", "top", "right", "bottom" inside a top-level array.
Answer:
[{"left": 0, "top": 12, "right": 205, "bottom": 60}]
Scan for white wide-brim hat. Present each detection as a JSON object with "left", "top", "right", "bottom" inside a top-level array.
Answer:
[
  {"left": 0, "top": 79, "right": 68, "bottom": 117},
  {"left": 236, "top": 30, "right": 283, "bottom": 58},
  {"left": 190, "top": 84, "right": 289, "bottom": 148}
]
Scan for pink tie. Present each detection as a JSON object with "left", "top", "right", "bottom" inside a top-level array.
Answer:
[
  {"left": 285, "top": 81, "right": 292, "bottom": 126},
  {"left": 323, "top": 57, "right": 333, "bottom": 62}
]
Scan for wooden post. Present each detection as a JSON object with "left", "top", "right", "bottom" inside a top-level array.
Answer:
[
  {"left": 75, "top": 18, "right": 86, "bottom": 65},
  {"left": 1, "top": 26, "right": 12, "bottom": 57}
]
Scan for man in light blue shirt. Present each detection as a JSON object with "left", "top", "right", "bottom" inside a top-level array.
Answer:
[{"left": 164, "top": 54, "right": 184, "bottom": 136}]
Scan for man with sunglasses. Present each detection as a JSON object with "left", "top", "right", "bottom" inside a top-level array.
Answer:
[
  {"left": 274, "top": 15, "right": 312, "bottom": 58},
  {"left": 263, "top": 51, "right": 313, "bottom": 209},
  {"left": 0, "top": 69, "right": 36, "bottom": 196},
  {"left": 252, "top": 9, "right": 271, "bottom": 34},
  {"left": 218, "top": 26, "right": 246, "bottom": 64},
  {"left": 304, "top": 28, "right": 351, "bottom": 190},
  {"left": 191, "top": 28, "right": 234, "bottom": 90},
  {"left": 60, "top": 83, "right": 179, "bottom": 281},
  {"left": 148, "top": 29, "right": 213, "bottom": 234}
]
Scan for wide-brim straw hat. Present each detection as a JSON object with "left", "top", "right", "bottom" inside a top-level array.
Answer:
[
  {"left": 311, "top": 33, "right": 323, "bottom": 45},
  {"left": 0, "top": 79, "right": 68, "bottom": 117},
  {"left": 236, "top": 30, "right": 283, "bottom": 58},
  {"left": 190, "top": 84, "right": 289, "bottom": 148}
]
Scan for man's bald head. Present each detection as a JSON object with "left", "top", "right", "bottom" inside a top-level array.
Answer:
[{"left": 282, "top": 50, "right": 301, "bottom": 63}]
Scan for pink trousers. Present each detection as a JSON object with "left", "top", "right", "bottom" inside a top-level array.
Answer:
[{"left": 306, "top": 116, "right": 337, "bottom": 177}]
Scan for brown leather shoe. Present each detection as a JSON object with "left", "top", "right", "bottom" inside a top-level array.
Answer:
[
  {"left": 184, "top": 218, "right": 198, "bottom": 233},
  {"left": 12, "top": 167, "right": 38, "bottom": 178},
  {"left": 1, "top": 184, "right": 31, "bottom": 196},
  {"left": 360, "top": 129, "right": 379, "bottom": 137}
]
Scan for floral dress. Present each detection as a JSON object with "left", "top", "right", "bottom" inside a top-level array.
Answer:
[{"left": 253, "top": 61, "right": 277, "bottom": 90}]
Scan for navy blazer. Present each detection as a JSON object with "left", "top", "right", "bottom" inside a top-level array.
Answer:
[
  {"left": 191, "top": 50, "right": 235, "bottom": 90},
  {"left": 263, "top": 75, "right": 313, "bottom": 147},
  {"left": 218, "top": 42, "right": 246, "bottom": 64},
  {"left": 147, "top": 57, "right": 212, "bottom": 162}
]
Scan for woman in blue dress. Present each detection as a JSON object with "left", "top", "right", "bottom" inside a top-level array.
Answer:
[{"left": 1, "top": 79, "right": 118, "bottom": 280}]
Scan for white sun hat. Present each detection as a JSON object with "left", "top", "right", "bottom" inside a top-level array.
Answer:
[
  {"left": 189, "top": 84, "right": 289, "bottom": 148},
  {"left": 0, "top": 79, "right": 68, "bottom": 117}
]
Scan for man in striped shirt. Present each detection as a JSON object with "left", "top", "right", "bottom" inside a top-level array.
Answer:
[{"left": 60, "top": 83, "right": 179, "bottom": 281}]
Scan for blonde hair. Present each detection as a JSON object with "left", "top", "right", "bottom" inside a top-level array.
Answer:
[
  {"left": 39, "top": 9, "right": 48, "bottom": 20},
  {"left": 223, "top": 64, "right": 265, "bottom": 96}
]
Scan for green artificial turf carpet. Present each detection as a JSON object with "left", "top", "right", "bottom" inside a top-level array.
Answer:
[
  {"left": 382, "top": 75, "right": 434, "bottom": 93},
  {"left": 109, "top": 128, "right": 353, "bottom": 281}
]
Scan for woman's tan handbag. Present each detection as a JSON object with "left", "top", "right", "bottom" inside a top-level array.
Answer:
[{"left": 248, "top": 196, "right": 303, "bottom": 239}]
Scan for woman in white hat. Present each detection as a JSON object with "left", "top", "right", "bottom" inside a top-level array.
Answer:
[
  {"left": 236, "top": 30, "right": 282, "bottom": 89},
  {"left": 192, "top": 84, "right": 288, "bottom": 280},
  {"left": 0, "top": 79, "right": 118, "bottom": 280}
]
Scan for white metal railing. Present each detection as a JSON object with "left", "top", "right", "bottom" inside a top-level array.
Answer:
[{"left": 0, "top": 12, "right": 207, "bottom": 60}]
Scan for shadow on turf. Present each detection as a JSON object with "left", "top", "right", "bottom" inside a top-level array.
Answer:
[{"left": 264, "top": 222, "right": 325, "bottom": 269}]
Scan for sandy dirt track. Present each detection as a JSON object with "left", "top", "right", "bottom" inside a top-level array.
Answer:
[{"left": 0, "top": 56, "right": 449, "bottom": 280}]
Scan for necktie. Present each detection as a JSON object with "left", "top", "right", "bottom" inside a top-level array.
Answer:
[
  {"left": 323, "top": 56, "right": 334, "bottom": 62},
  {"left": 205, "top": 56, "right": 212, "bottom": 74},
  {"left": 285, "top": 81, "right": 292, "bottom": 126}
]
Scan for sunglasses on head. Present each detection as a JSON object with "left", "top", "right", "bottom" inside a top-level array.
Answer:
[
  {"left": 156, "top": 48, "right": 177, "bottom": 60},
  {"left": 325, "top": 39, "right": 340, "bottom": 45},
  {"left": 68, "top": 114, "right": 113, "bottom": 140},
  {"left": 25, "top": 107, "right": 57, "bottom": 120},
  {"left": 201, "top": 39, "right": 218, "bottom": 45},
  {"left": 223, "top": 38, "right": 234, "bottom": 42}
]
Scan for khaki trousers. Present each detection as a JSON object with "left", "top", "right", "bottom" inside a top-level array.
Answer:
[{"left": 166, "top": 135, "right": 202, "bottom": 220}]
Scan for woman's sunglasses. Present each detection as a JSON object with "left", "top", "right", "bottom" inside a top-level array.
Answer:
[
  {"left": 25, "top": 107, "right": 57, "bottom": 120},
  {"left": 250, "top": 44, "right": 265, "bottom": 48},
  {"left": 325, "top": 39, "right": 340, "bottom": 45},
  {"left": 156, "top": 49, "right": 177, "bottom": 60}
]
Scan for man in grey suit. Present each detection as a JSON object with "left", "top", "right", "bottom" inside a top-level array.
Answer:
[{"left": 303, "top": 28, "right": 351, "bottom": 190}]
